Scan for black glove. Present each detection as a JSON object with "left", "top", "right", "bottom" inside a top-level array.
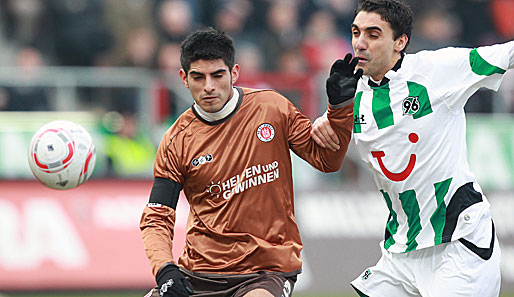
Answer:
[
  {"left": 156, "top": 263, "right": 193, "bottom": 297},
  {"left": 326, "top": 53, "right": 363, "bottom": 105}
]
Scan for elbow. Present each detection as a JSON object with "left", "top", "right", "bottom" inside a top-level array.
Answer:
[
  {"left": 320, "top": 160, "right": 343, "bottom": 173},
  {"left": 324, "top": 165, "right": 341, "bottom": 173}
]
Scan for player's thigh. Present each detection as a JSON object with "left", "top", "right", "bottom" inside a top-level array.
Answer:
[
  {"left": 424, "top": 236, "right": 501, "bottom": 297},
  {"left": 350, "top": 243, "right": 419, "bottom": 297},
  {"left": 242, "top": 288, "right": 274, "bottom": 297}
]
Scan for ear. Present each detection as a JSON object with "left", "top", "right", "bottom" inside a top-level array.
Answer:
[
  {"left": 394, "top": 34, "right": 408, "bottom": 53},
  {"left": 179, "top": 69, "right": 189, "bottom": 88},
  {"left": 231, "top": 64, "right": 240, "bottom": 85}
]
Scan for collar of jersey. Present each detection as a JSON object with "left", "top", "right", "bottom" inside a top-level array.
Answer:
[
  {"left": 366, "top": 52, "right": 405, "bottom": 88},
  {"left": 192, "top": 87, "right": 243, "bottom": 125}
]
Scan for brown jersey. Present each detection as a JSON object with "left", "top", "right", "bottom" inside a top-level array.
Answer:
[{"left": 140, "top": 87, "right": 353, "bottom": 276}]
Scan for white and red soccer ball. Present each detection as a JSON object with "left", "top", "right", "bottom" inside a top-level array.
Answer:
[{"left": 28, "top": 120, "right": 96, "bottom": 190}]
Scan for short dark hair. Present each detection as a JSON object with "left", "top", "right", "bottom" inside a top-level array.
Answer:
[
  {"left": 355, "top": 0, "right": 413, "bottom": 52},
  {"left": 180, "top": 27, "right": 235, "bottom": 74}
]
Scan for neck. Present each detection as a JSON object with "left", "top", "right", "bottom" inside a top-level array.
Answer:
[
  {"left": 371, "top": 52, "right": 403, "bottom": 81},
  {"left": 193, "top": 87, "right": 239, "bottom": 122}
]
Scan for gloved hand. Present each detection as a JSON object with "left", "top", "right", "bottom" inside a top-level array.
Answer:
[
  {"left": 156, "top": 263, "right": 193, "bottom": 297},
  {"left": 326, "top": 53, "right": 363, "bottom": 105}
]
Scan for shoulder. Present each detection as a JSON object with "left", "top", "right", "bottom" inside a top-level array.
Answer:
[
  {"left": 405, "top": 47, "right": 472, "bottom": 67},
  {"left": 398, "top": 47, "right": 473, "bottom": 80},
  {"left": 240, "top": 87, "right": 289, "bottom": 103},
  {"left": 239, "top": 87, "right": 293, "bottom": 113},
  {"left": 239, "top": 87, "right": 295, "bottom": 117},
  {"left": 160, "top": 108, "right": 197, "bottom": 144}
]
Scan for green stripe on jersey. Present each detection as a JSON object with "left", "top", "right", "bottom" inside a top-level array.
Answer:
[
  {"left": 381, "top": 190, "right": 398, "bottom": 250},
  {"left": 371, "top": 83, "right": 394, "bottom": 129},
  {"left": 430, "top": 178, "right": 452, "bottom": 245},
  {"left": 399, "top": 190, "right": 421, "bottom": 252},
  {"left": 353, "top": 91, "right": 363, "bottom": 133},
  {"left": 406, "top": 81, "right": 433, "bottom": 119},
  {"left": 469, "top": 48, "right": 506, "bottom": 76}
]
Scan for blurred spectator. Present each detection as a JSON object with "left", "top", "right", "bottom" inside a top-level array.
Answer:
[
  {"left": 156, "top": 42, "right": 182, "bottom": 73},
  {"left": 279, "top": 48, "right": 307, "bottom": 74},
  {"left": 44, "top": 0, "right": 114, "bottom": 66},
  {"left": 107, "top": 26, "right": 158, "bottom": 115},
  {"left": 300, "top": 0, "right": 356, "bottom": 34},
  {"left": 154, "top": 0, "right": 197, "bottom": 43},
  {"left": 102, "top": 111, "right": 155, "bottom": 178},
  {"left": 301, "top": 9, "right": 353, "bottom": 72},
  {"left": 452, "top": 0, "right": 497, "bottom": 46},
  {"left": 212, "top": 0, "right": 257, "bottom": 47},
  {"left": 257, "top": 0, "right": 303, "bottom": 71},
  {"left": 0, "top": 0, "right": 46, "bottom": 47},
  {"left": 119, "top": 27, "right": 158, "bottom": 68},
  {"left": 108, "top": 27, "right": 158, "bottom": 117},
  {"left": 103, "top": 0, "right": 155, "bottom": 65},
  {"left": 236, "top": 42, "right": 265, "bottom": 78},
  {"left": 408, "top": 8, "right": 462, "bottom": 53},
  {"left": 490, "top": 0, "right": 514, "bottom": 41},
  {"left": 154, "top": 42, "right": 183, "bottom": 123},
  {"left": 0, "top": 46, "right": 50, "bottom": 111}
]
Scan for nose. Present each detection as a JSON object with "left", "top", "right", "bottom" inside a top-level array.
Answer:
[
  {"left": 353, "top": 35, "right": 367, "bottom": 51},
  {"left": 204, "top": 76, "right": 215, "bottom": 93}
]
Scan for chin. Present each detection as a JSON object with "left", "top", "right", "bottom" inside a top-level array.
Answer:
[{"left": 204, "top": 105, "right": 223, "bottom": 113}]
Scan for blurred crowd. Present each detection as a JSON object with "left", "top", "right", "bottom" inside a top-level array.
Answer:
[{"left": 0, "top": 0, "right": 512, "bottom": 113}]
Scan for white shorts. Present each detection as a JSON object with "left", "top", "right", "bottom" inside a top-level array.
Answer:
[{"left": 350, "top": 220, "right": 501, "bottom": 297}]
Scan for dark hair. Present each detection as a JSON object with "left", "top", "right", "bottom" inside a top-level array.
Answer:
[
  {"left": 355, "top": 0, "right": 413, "bottom": 52},
  {"left": 180, "top": 27, "right": 235, "bottom": 74}
]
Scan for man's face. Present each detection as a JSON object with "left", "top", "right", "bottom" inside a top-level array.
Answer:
[
  {"left": 352, "top": 11, "right": 406, "bottom": 81},
  {"left": 180, "top": 59, "right": 239, "bottom": 113}
]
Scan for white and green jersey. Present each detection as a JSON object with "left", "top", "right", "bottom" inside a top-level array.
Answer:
[{"left": 352, "top": 41, "right": 514, "bottom": 253}]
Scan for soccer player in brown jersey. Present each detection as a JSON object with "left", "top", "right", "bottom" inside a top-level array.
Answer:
[{"left": 140, "top": 28, "right": 362, "bottom": 297}]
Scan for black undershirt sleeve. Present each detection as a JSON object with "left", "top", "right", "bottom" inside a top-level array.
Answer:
[{"left": 148, "top": 177, "right": 182, "bottom": 209}]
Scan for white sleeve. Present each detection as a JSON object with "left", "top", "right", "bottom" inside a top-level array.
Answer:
[
  {"left": 416, "top": 42, "right": 512, "bottom": 111},
  {"left": 507, "top": 40, "right": 514, "bottom": 69}
]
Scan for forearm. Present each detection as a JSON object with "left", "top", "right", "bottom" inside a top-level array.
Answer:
[
  {"left": 327, "top": 103, "right": 354, "bottom": 153},
  {"left": 140, "top": 205, "right": 176, "bottom": 276},
  {"left": 291, "top": 103, "right": 354, "bottom": 172}
]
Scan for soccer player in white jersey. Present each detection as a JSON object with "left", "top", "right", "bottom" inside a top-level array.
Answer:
[{"left": 312, "top": 0, "right": 514, "bottom": 296}]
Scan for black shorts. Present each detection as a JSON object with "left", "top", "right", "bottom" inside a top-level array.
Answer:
[{"left": 146, "top": 269, "right": 299, "bottom": 297}]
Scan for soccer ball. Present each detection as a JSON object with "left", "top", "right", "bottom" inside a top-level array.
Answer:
[{"left": 28, "top": 120, "right": 96, "bottom": 190}]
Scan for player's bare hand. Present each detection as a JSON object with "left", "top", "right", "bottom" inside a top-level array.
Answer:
[{"left": 311, "top": 114, "right": 340, "bottom": 151}]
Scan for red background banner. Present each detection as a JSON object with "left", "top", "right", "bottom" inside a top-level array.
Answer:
[{"left": 0, "top": 180, "right": 188, "bottom": 291}]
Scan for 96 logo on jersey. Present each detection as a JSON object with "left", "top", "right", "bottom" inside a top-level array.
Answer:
[
  {"left": 257, "top": 123, "right": 275, "bottom": 142},
  {"left": 402, "top": 96, "right": 420, "bottom": 115}
]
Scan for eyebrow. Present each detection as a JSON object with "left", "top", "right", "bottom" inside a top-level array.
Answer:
[
  {"left": 351, "top": 24, "right": 383, "bottom": 33},
  {"left": 189, "top": 69, "right": 227, "bottom": 76}
]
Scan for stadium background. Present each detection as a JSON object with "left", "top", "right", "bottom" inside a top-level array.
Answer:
[{"left": 0, "top": 0, "right": 513, "bottom": 296}]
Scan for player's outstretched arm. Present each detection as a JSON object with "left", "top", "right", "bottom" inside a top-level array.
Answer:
[
  {"left": 140, "top": 177, "right": 182, "bottom": 276},
  {"left": 312, "top": 53, "right": 362, "bottom": 150},
  {"left": 289, "top": 54, "right": 360, "bottom": 172}
]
